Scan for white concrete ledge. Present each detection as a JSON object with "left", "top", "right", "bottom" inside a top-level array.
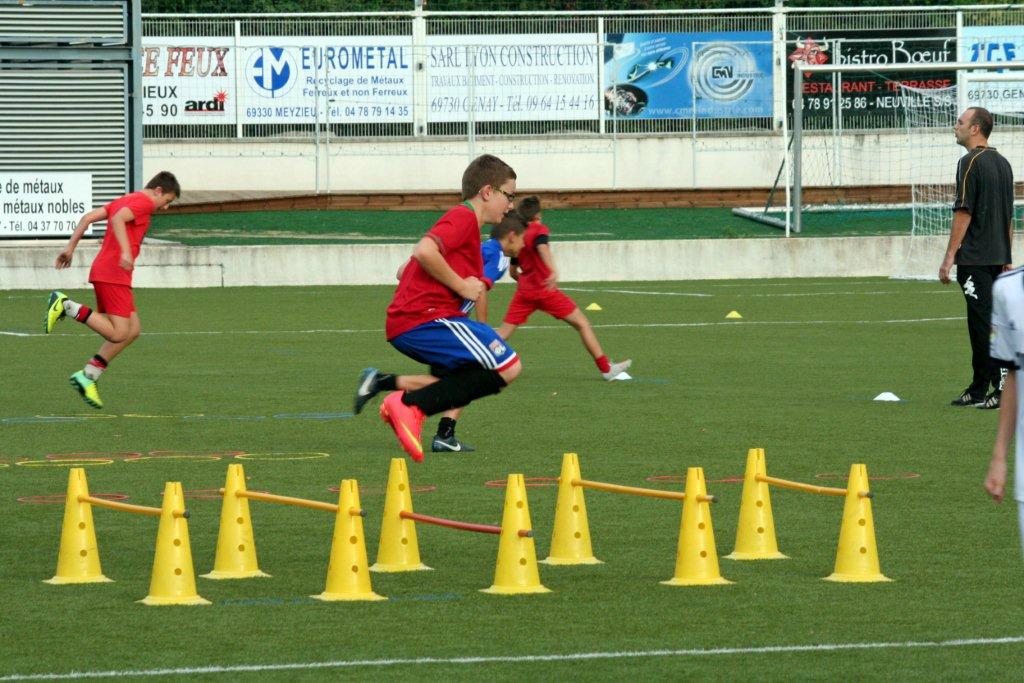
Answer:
[{"left": 0, "top": 235, "right": 1003, "bottom": 290}]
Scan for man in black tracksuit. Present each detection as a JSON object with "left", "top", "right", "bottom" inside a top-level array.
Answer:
[{"left": 939, "top": 106, "right": 1014, "bottom": 409}]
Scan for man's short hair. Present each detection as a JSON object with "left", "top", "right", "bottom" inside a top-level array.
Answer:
[
  {"left": 145, "top": 171, "right": 181, "bottom": 198},
  {"left": 969, "top": 107, "right": 994, "bottom": 138},
  {"left": 516, "top": 196, "right": 541, "bottom": 222},
  {"left": 462, "top": 154, "right": 516, "bottom": 200},
  {"left": 491, "top": 212, "right": 527, "bottom": 240}
]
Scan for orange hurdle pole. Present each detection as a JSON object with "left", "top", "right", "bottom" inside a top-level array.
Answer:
[
  {"left": 78, "top": 495, "right": 188, "bottom": 518},
  {"left": 573, "top": 478, "right": 716, "bottom": 503},
  {"left": 400, "top": 510, "right": 533, "bottom": 537},
  {"left": 220, "top": 488, "right": 340, "bottom": 513}
]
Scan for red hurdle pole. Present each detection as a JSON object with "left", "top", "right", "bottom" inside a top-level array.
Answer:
[{"left": 400, "top": 510, "right": 533, "bottom": 538}]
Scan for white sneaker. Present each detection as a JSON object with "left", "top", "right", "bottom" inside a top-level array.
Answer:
[{"left": 601, "top": 359, "right": 632, "bottom": 381}]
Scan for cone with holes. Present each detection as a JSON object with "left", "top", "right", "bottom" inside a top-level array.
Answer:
[
  {"left": 45, "top": 467, "right": 112, "bottom": 585},
  {"left": 725, "top": 448, "right": 787, "bottom": 560},
  {"left": 482, "top": 473, "right": 550, "bottom": 595},
  {"left": 202, "top": 463, "right": 270, "bottom": 580},
  {"left": 313, "top": 479, "right": 386, "bottom": 601},
  {"left": 371, "top": 458, "right": 431, "bottom": 573},
  {"left": 825, "top": 464, "right": 891, "bottom": 583},
  {"left": 542, "top": 453, "right": 601, "bottom": 565},
  {"left": 139, "top": 482, "right": 210, "bottom": 605},
  {"left": 662, "top": 467, "right": 732, "bottom": 586}
]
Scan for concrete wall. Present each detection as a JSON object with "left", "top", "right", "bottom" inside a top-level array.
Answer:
[{"left": 2, "top": 234, "right": 993, "bottom": 290}]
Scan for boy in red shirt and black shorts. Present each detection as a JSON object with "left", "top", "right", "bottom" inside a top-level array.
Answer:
[
  {"left": 352, "top": 155, "right": 522, "bottom": 462},
  {"left": 44, "top": 171, "right": 180, "bottom": 408},
  {"left": 498, "top": 196, "right": 631, "bottom": 381}
]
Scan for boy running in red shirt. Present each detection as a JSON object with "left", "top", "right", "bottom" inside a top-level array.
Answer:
[
  {"left": 498, "top": 196, "right": 631, "bottom": 380},
  {"left": 44, "top": 171, "right": 180, "bottom": 408},
  {"left": 353, "top": 155, "right": 522, "bottom": 462}
]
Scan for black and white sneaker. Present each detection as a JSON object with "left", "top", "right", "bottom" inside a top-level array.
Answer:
[
  {"left": 950, "top": 388, "right": 985, "bottom": 407},
  {"left": 431, "top": 435, "right": 475, "bottom": 453},
  {"left": 353, "top": 367, "right": 381, "bottom": 415},
  {"left": 977, "top": 391, "right": 1001, "bottom": 410}
]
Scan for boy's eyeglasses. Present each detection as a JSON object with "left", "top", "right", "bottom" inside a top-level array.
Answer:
[{"left": 492, "top": 187, "right": 516, "bottom": 202}]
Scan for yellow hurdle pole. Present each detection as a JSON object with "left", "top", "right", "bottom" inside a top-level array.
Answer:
[
  {"left": 573, "top": 479, "right": 716, "bottom": 503},
  {"left": 754, "top": 475, "right": 849, "bottom": 498},
  {"left": 78, "top": 495, "right": 188, "bottom": 518},
  {"left": 224, "top": 488, "right": 339, "bottom": 513}
]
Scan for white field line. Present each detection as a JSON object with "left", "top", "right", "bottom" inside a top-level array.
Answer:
[
  {"left": 561, "top": 286, "right": 954, "bottom": 298},
  {"left": 0, "top": 316, "right": 963, "bottom": 339},
  {"left": 2, "top": 636, "right": 1022, "bottom": 680}
]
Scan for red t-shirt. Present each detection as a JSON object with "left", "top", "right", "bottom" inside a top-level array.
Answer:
[
  {"left": 89, "top": 191, "right": 156, "bottom": 286},
  {"left": 385, "top": 204, "right": 483, "bottom": 340},
  {"left": 516, "top": 221, "right": 553, "bottom": 293}
]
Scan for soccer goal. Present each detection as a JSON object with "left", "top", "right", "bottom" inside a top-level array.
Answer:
[{"left": 737, "top": 60, "right": 1024, "bottom": 274}]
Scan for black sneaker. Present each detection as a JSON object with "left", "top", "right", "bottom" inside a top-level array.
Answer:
[
  {"left": 353, "top": 367, "right": 380, "bottom": 415},
  {"left": 950, "top": 388, "right": 985, "bottom": 407},
  {"left": 431, "top": 435, "right": 475, "bottom": 453},
  {"left": 977, "top": 391, "right": 1001, "bottom": 410}
]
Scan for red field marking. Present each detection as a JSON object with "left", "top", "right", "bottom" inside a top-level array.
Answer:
[
  {"left": 46, "top": 451, "right": 142, "bottom": 461},
  {"left": 484, "top": 477, "right": 559, "bottom": 488},
  {"left": 814, "top": 472, "right": 920, "bottom": 481},
  {"left": 18, "top": 492, "right": 128, "bottom": 505},
  {"left": 148, "top": 450, "right": 247, "bottom": 458}
]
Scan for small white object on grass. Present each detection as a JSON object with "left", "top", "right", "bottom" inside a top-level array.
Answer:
[{"left": 873, "top": 392, "right": 902, "bottom": 402}]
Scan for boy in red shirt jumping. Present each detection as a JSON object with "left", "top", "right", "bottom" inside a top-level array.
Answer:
[
  {"left": 498, "top": 196, "right": 631, "bottom": 381},
  {"left": 353, "top": 155, "right": 522, "bottom": 462},
  {"left": 44, "top": 171, "right": 180, "bottom": 408}
]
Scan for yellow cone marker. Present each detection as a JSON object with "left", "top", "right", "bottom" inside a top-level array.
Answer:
[
  {"left": 482, "top": 474, "right": 550, "bottom": 595},
  {"left": 825, "top": 464, "right": 891, "bottom": 583},
  {"left": 203, "top": 463, "right": 270, "bottom": 579},
  {"left": 662, "top": 467, "right": 732, "bottom": 587},
  {"left": 585, "top": 302, "right": 602, "bottom": 311},
  {"left": 139, "top": 482, "right": 210, "bottom": 605},
  {"left": 313, "top": 479, "right": 386, "bottom": 601},
  {"left": 371, "top": 458, "right": 431, "bottom": 573},
  {"left": 726, "top": 448, "right": 787, "bottom": 560},
  {"left": 725, "top": 310, "right": 743, "bottom": 319},
  {"left": 542, "top": 453, "right": 601, "bottom": 565},
  {"left": 45, "top": 468, "right": 112, "bottom": 585}
]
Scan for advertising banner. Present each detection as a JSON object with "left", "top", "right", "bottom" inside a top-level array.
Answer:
[
  {"left": 142, "top": 38, "right": 235, "bottom": 124},
  {"left": 786, "top": 28, "right": 956, "bottom": 119},
  {"left": 0, "top": 173, "right": 92, "bottom": 238},
  {"left": 425, "top": 34, "right": 600, "bottom": 123},
  {"left": 603, "top": 31, "right": 772, "bottom": 120},
  {"left": 959, "top": 26, "right": 1024, "bottom": 114}
]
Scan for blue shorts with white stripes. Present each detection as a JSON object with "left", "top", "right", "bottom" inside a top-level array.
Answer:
[{"left": 389, "top": 318, "right": 518, "bottom": 373}]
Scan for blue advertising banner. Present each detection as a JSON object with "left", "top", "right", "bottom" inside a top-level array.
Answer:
[{"left": 603, "top": 31, "right": 772, "bottom": 119}]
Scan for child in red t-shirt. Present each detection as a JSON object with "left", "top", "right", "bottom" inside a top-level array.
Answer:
[
  {"left": 44, "top": 171, "right": 180, "bottom": 408},
  {"left": 498, "top": 196, "right": 631, "bottom": 381},
  {"left": 352, "top": 154, "right": 522, "bottom": 462}
]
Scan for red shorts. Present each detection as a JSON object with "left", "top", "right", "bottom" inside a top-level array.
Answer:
[
  {"left": 503, "top": 288, "right": 578, "bottom": 326},
  {"left": 92, "top": 282, "right": 135, "bottom": 317}
]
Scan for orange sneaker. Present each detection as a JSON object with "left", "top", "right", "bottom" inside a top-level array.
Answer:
[{"left": 379, "top": 391, "right": 425, "bottom": 462}]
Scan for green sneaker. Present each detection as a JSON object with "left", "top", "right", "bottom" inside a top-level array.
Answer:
[
  {"left": 69, "top": 371, "right": 103, "bottom": 409},
  {"left": 44, "top": 291, "right": 68, "bottom": 334}
]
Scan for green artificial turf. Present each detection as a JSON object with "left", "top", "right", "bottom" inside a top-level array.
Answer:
[
  {"left": 149, "top": 207, "right": 913, "bottom": 245},
  {"left": 1, "top": 278, "right": 1022, "bottom": 679}
]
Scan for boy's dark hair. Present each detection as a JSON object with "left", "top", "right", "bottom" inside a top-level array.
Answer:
[
  {"left": 145, "top": 171, "right": 181, "bottom": 198},
  {"left": 461, "top": 154, "right": 515, "bottom": 200},
  {"left": 516, "top": 196, "right": 541, "bottom": 222},
  {"left": 968, "top": 107, "right": 994, "bottom": 138},
  {"left": 490, "top": 212, "right": 527, "bottom": 240}
]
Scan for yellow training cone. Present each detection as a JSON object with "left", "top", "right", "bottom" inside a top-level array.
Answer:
[
  {"left": 825, "top": 464, "right": 891, "bottom": 583},
  {"left": 662, "top": 467, "right": 732, "bottom": 587},
  {"left": 371, "top": 458, "right": 431, "bottom": 573},
  {"left": 482, "top": 474, "right": 550, "bottom": 595},
  {"left": 313, "top": 479, "right": 386, "bottom": 601},
  {"left": 725, "top": 310, "right": 743, "bottom": 319},
  {"left": 542, "top": 453, "right": 601, "bottom": 565},
  {"left": 140, "top": 482, "right": 210, "bottom": 605},
  {"left": 725, "top": 448, "right": 787, "bottom": 561},
  {"left": 45, "top": 468, "right": 112, "bottom": 585},
  {"left": 202, "top": 463, "right": 270, "bottom": 580},
  {"left": 585, "top": 302, "right": 602, "bottom": 311}
]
